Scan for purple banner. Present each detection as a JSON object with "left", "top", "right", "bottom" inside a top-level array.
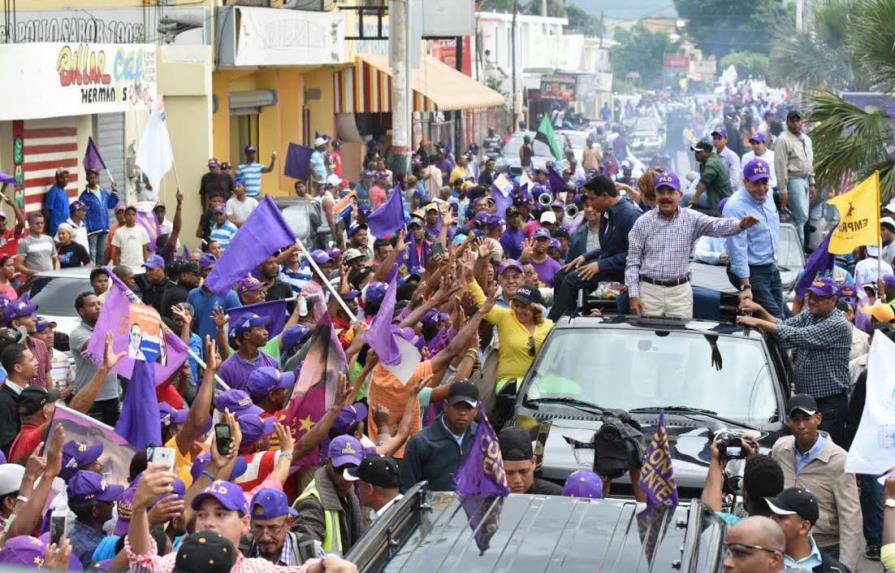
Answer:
[
  {"left": 638, "top": 410, "right": 679, "bottom": 510},
  {"left": 455, "top": 404, "right": 510, "bottom": 497},
  {"left": 284, "top": 143, "right": 313, "bottom": 181}
]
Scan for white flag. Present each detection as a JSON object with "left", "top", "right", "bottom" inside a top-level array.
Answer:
[
  {"left": 136, "top": 101, "right": 174, "bottom": 192},
  {"left": 846, "top": 332, "right": 895, "bottom": 474}
]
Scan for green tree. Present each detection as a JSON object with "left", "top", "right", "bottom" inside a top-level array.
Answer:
[
  {"left": 565, "top": 4, "right": 603, "bottom": 37},
  {"left": 611, "top": 23, "right": 680, "bottom": 91},
  {"left": 673, "top": 0, "right": 793, "bottom": 58},
  {"left": 719, "top": 52, "right": 770, "bottom": 80}
]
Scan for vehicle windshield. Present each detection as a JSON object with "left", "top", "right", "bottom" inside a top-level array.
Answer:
[
  {"left": 523, "top": 328, "right": 778, "bottom": 423},
  {"left": 557, "top": 131, "right": 588, "bottom": 149},
  {"left": 30, "top": 276, "right": 87, "bottom": 316},
  {"left": 777, "top": 225, "right": 805, "bottom": 269}
]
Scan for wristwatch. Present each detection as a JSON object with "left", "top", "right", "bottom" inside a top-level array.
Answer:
[
  {"left": 738, "top": 284, "right": 752, "bottom": 292},
  {"left": 885, "top": 498, "right": 895, "bottom": 508}
]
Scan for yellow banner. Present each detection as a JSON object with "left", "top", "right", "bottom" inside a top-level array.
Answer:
[{"left": 826, "top": 171, "right": 881, "bottom": 255}]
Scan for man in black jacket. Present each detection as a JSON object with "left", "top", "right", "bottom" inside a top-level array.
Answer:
[
  {"left": 0, "top": 333, "right": 36, "bottom": 454},
  {"left": 548, "top": 175, "right": 642, "bottom": 320},
  {"left": 499, "top": 427, "right": 562, "bottom": 495}
]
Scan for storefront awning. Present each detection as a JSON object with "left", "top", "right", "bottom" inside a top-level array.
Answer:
[{"left": 334, "top": 54, "right": 505, "bottom": 114}]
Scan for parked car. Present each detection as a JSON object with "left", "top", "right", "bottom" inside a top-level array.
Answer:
[
  {"left": 510, "top": 315, "right": 790, "bottom": 497},
  {"left": 347, "top": 482, "right": 726, "bottom": 572},
  {"left": 28, "top": 267, "right": 95, "bottom": 337},
  {"left": 627, "top": 116, "right": 665, "bottom": 159}
]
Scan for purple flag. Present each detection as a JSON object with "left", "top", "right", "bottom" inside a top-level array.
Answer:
[
  {"left": 459, "top": 494, "right": 506, "bottom": 556},
  {"left": 794, "top": 227, "right": 835, "bottom": 299},
  {"left": 491, "top": 174, "right": 514, "bottom": 219},
  {"left": 136, "top": 205, "right": 161, "bottom": 252},
  {"left": 856, "top": 283, "right": 872, "bottom": 333},
  {"left": 182, "top": 245, "right": 189, "bottom": 260},
  {"left": 85, "top": 270, "right": 189, "bottom": 383},
  {"left": 455, "top": 403, "right": 510, "bottom": 496},
  {"left": 638, "top": 410, "right": 679, "bottom": 510},
  {"left": 83, "top": 137, "right": 107, "bottom": 173},
  {"left": 204, "top": 195, "right": 296, "bottom": 297},
  {"left": 284, "top": 143, "right": 313, "bottom": 180},
  {"left": 547, "top": 166, "right": 565, "bottom": 194},
  {"left": 115, "top": 360, "right": 162, "bottom": 450},
  {"left": 226, "top": 299, "right": 287, "bottom": 338},
  {"left": 364, "top": 273, "right": 401, "bottom": 366},
  {"left": 367, "top": 186, "right": 405, "bottom": 238},
  {"left": 0, "top": 172, "right": 16, "bottom": 185}
]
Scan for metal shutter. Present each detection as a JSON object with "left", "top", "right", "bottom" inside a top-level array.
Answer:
[{"left": 94, "top": 113, "right": 126, "bottom": 189}]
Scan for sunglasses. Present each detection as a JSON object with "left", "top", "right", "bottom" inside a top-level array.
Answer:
[
  {"left": 722, "top": 543, "right": 782, "bottom": 559},
  {"left": 528, "top": 336, "right": 536, "bottom": 357}
]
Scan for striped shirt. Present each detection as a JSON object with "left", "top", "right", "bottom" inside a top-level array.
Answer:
[
  {"left": 279, "top": 264, "right": 312, "bottom": 294},
  {"left": 237, "top": 162, "right": 265, "bottom": 197},
  {"left": 209, "top": 220, "right": 238, "bottom": 250}
]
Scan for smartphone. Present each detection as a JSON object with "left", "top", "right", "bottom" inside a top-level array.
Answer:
[
  {"left": 214, "top": 423, "right": 232, "bottom": 456},
  {"left": 146, "top": 446, "right": 176, "bottom": 473},
  {"left": 49, "top": 508, "right": 67, "bottom": 546}
]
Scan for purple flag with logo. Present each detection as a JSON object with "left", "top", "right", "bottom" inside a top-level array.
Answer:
[
  {"left": 638, "top": 410, "right": 679, "bottom": 510},
  {"left": 115, "top": 360, "right": 162, "bottom": 450},
  {"left": 491, "top": 174, "right": 514, "bottom": 219},
  {"left": 459, "top": 494, "right": 506, "bottom": 556},
  {"left": 83, "top": 137, "right": 107, "bottom": 173},
  {"left": 284, "top": 143, "right": 313, "bottom": 181},
  {"left": 84, "top": 270, "right": 189, "bottom": 383},
  {"left": 366, "top": 186, "right": 405, "bottom": 238},
  {"left": 204, "top": 195, "right": 296, "bottom": 296},
  {"left": 456, "top": 403, "right": 510, "bottom": 497},
  {"left": 226, "top": 299, "right": 287, "bottom": 338},
  {"left": 794, "top": 227, "right": 835, "bottom": 299},
  {"left": 364, "top": 273, "right": 401, "bottom": 366}
]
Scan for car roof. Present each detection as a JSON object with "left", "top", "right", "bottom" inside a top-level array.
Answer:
[
  {"left": 34, "top": 267, "right": 95, "bottom": 279},
  {"left": 553, "top": 314, "right": 764, "bottom": 339},
  {"left": 364, "top": 492, "right": 719, "bottom": 573}
]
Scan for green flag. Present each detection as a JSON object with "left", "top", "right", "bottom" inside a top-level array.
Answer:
[{"left": 535, "top": 115, "right": 563, "bottom": 161}]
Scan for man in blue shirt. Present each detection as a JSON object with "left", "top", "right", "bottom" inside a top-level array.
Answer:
[
  {"left": 78, "top": 168, "right": 118, "bottom": 265},
  {"left": 309, "top": 137, "right": 328, "bottom": 190},
  {"left": 186, "top": 284, "right": 240, "bottom": 342},
  {"left": 43, "top": 168, "right": 71, "bottom": 236},
  {"left": 236, "top": 145, "right": 276, "bottom": 198},
  {"left": 723, "top": 158, "right": 783, "bottom": 317}
]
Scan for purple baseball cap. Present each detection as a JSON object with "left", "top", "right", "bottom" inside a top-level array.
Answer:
[
  {"left": 327, "top": 435, "right": 364, "bottom": 468},
  {"left": 485, "top": 215, "right": 504, "bottom": 228},
  {"left": 749, "top": 133, "right": 767, "bottom": 144},
  {"left": 246, "top": 367, "right": 296, "bottom": 400},
  {"left": 208, "top": 158, "right": 220, "bottom": 168},
  {"left": 348, "top": 223, "right": 368, "bottom": 237},
  {"left": 0, "top": 536, "right": 47, "bottom": 567},
  {"left": 250, "top": 488, "right": 298, "bottom": 520},
  {"left": 499, "top": 259, "right": 524, "bottom": 275},
  {"left": 191, "top": 480, "right": 248, "bottom": 514},
  {"left": 190, "top": 452, "right": 247, "bottom": 483},
  {"left": 233, "top": 312, "right": 271, "bottom": 338},
  {"left": 310, "top": 249, "right": 332, "bottom": 265},
  {"left": 711, "top": 127, "right": 729, "bottom": 139},
  {"left": 143, "top": 254, "right": 166, "bottom": 269},
  {"left": 533, "top": 228, "right": 551, "bottom": 240},
  {"left": 244, "top": 145, "right": 257, "bottom": 154},
  {"left": 548, "top": 238, "right": 561, "bottom": 249},
  {"left": 655, "top": 171, "right": 681, "bottom": 191},
  {"left": 281, "top": 325, "right": 312, "bottom": 356},
  {"left": 837, "top": 283, "right": 857, "bottom": 302},
  {"left": 364, "top": 282, "right": 388, "bottom": 307},
  {"left": 743, "top": 158, "right": 771, "bottom": 182},
  {"left": 67, "top": 470, "right": 124, "bottom": 505},
  {"left": 113, "top": 477, "right": 140, "bottom": 536},
  {"left": 238, "top": 414, "right": 276, "bottom": 447},
  {"left": 807, "top": 277, "right": 838, "bottom": 297},
  {"left": 237, "top": 276, "right": 265, "bottom": 296},
  {"left": 4, "top": 294, "right": 37, "bottom": 323},
  {"left": 331, "top": 403, "right": 369, "bottom": 437},
  {"left": 213, "top": 205, "right": 226, "bottom": 214},
  {"left": 159, "top": 402, "right": 188, "bottom": 428},
  {"left": 199, "top": 253, "right": 217, "bottom": 270},
  {"left": 70, "top": 200, "right": 86, "bottom": 212},
  {"left": 563, "top": 470, "right": 604, "bottom": 499},
  {"left": 61, "top": 440, "right": 104, "bottom": 481},
  {"left": 214, "top": 389, "right": 264, "bottom": 417}
]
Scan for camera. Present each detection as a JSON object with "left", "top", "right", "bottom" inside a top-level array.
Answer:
[{"left": 722, "top": 435, "right": 745, "bottom": 459}]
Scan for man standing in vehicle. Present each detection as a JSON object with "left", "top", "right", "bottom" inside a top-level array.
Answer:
[
  {"left": 688, "top": 141, "right": 733, "bottom": 213},
  {"left": 519, "top": 135, "right": 533, "bottom": 169},
  {"left": 499, "top": 427, "right": 562, "bottom": 495},
  {"left": 774, "top": 110, "right": 815, "bottom": 246}
]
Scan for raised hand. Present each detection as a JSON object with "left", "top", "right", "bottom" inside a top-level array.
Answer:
[
  {"left": 134, "top": 465, "right": 176, "bottom": 510},
  {"left": 103, "top": 332, "right": 126, "bottom": 371},
  {"left": 147, "top": 494, "right": 185, "bottom": 526},
  {"left": 204, "top": 336, "right": 221, "bottom": 372},
  {"left": 275, "top": 422, "right": 295, "bottom": 456},
  {"left": 211, "top": 306, "right": 229, "bottom": 330}
]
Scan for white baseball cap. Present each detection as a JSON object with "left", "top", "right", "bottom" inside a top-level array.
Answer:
[
  {"left": 540, "top": 210, "right": 557, "bottom": 224},
  {"left": 314, "top": 136, "right": 327, "bottom": 147},
  {"left": 0, "top": 464, "right": 25, "bottom": 497}
]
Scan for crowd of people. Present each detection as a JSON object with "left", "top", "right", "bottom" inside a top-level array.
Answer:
[{"left": 0, "top": 84, "right": 889, "bottom": 573}]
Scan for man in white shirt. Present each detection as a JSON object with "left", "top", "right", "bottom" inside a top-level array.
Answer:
[
  {"left": 62, "top": 200, "right": 90, "bottom": 255},
  {"left": 345, "top": 454, "right": 403, "bottom": 522},
  {"left": 854, "top": 244, "right": 894, "bottom": 289},
  {"left": 111, "top": 206, "right": 150, "bottom": 269},
  {"left": 742, "top": 133, "right": 777, "bottom": 191},
  {"left": 226, "top": 178, "right": 259, "bottom": 227},
  {"left": 711, "top": 127, "right": 742, "bottom": 192}
]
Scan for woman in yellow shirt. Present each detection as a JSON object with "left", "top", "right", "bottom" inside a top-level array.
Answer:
[{"left": 466, "top": 277, "right": 554, "bottom": 393}]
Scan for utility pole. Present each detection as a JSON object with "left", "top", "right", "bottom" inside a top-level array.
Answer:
[
  {"left": 455, "top": 36, "right": 464, "bottom": 152},
  {"left": 389, "top": 0, "right": 412, "bottom": 175},
  {"left": 511, "top": 0, "right": 518, "bottom": 132}
]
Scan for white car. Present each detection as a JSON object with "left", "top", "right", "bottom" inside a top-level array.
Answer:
[{"left": 28, "top": 267, "right": 96, "bottom": 338}]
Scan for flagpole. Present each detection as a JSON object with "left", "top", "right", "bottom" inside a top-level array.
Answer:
[
  {"left": 877, "top": 172, "right": 885, "bottom": 302},
  {"left": 293, "top": 237, "right": 357, "bottom": 322}
]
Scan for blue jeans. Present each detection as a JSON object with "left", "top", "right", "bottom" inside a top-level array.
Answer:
[
  {"left": 727, "top": 263, "right": 784, "bottom": 318},
  {"left": 786, "top": 177, "right": 810, "bottom": 246},
  {"left": 816, "top": 392, "right": 848, "bottom": 448},
  {"left": 88, "top": 231, "right": 108, "bottom": 265},
  {"left": 861, "top": 473, "right": 885, "bottom": 546}
]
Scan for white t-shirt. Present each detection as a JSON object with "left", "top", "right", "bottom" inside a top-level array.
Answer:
[
  {"left": 112, "top": 225, "right": 150, "bottom": 268},
  {"left": 226, "top": 196, "right": 259, "bottom": 224},
  {"left": 855, "top": 257, "right": 894, "bottom": 288}
]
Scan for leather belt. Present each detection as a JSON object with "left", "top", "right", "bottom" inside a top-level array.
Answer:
[{"left": 640, "top": 275, "right": 690, "bottom": 287}]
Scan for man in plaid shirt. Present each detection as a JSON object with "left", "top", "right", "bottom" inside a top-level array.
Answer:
[{"left": 625, "top": 171, "right": 758, "bottom": 319}]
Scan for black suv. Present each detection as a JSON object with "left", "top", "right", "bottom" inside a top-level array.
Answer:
[
  {"left": 510, "top": 315, "right": 791, "bottom": 497},
  {"left": 347, "top": 482, "right": 726, "bottom": 572}
]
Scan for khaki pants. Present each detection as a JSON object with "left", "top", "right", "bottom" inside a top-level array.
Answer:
[{"left": 641, "top": 281, "right": 693, "bottom": 319}]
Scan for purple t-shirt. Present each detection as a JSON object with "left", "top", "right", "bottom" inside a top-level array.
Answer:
[
  {"left": 218, "top": 350, "right": 279, "bottom": 390},
  {"left": 531, "top": 256, "right": 561, "bottom": 287}
]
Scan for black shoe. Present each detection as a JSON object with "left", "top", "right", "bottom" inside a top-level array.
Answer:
[{"left": 865, "top": 544, "right": 881, "bottom": 561}]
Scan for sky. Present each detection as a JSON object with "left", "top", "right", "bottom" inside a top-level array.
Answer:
[{"left": 568, "top": 0, "right": 678, "bottom": 20}]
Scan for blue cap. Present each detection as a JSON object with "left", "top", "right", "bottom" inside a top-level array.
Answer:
[
  {"left": 191, "top": 480, "right": 248, "bottom": 514},
  {"left": 348, "top": 223, "right": 368, "bottom": 237},
  {"left": 238, "top": 414, "right": 276, "bottom": 447},
  {"left": 342, "top": 289, "right": 361, "bottom": 301},
  {"left": 233, "top": 313, "right": 271, "bottom": 339},
  {"left": 563, "top": 470, "right": 604, "bottom": 499},
  {"left": 533, "top": 228, "right": 551, "bottom": 240},
  {"left": 143, "top": 254, "right": 166, "bottom": 269},
  {"left": 250, "top": 488, "right": 298, "bottom": 520},
  {"left": 655, "top": 171, "right": 681, "bottom": 191},
  {"left": 34, "top": 316, "right": 56, "bottom": 333},
  {"left": 807, "top": 277, "right": 839, "bottom": 297},
  {"left": 246, "top": 367, "right": 296, "bottom": 400},
  {"left": 485, "top": 215, "right": 504, "bottom": 228},
  {"left": 61, "top": 441, "right": 104, "bottom": 481},
  {"left": 67, "top": 470, "right": 124, "bottom": 505},
  {"left": 327, "top": 435, "right": 364, "bottom": 468},
  {"left": 234, "top": 177, "right": 246, "bottom": 187},
  {"left": 743, "top": 158, "right": 771, "bottom": 182},
  {"left": 281, "top": 325, "right": 312, "bottom": 356},
  {"left": 214, "top": 389, "right": 264, "bottom": 417},
  {"left": 244, "top": 145, "right": 257, "bottom": 154}
]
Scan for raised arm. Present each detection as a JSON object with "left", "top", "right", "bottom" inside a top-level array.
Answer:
[
  {"left": 70, "top": 333, "right": 125, "bottom": 413},
  {"left": 174, "top": 336, "right": 219, "bottom": 455}
]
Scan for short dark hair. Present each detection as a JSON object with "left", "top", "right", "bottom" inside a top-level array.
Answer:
[
  {"left": 742, "top": 454, "right": 784, "bottom": 517},
  {"left": 373, "top": 238, "right": 391, "bottom": 253},
  {"left": 89, "top": 268, "right": 110, "bottom": 283},
  {"left": 74, "top": 291, "right": 96, "bottom": 313},
  {"left": 583, "top": 175, "right": 618, "bottom": 197},
  {"left": 124, "top": 206, "right": 137, "bottom": 213},
  {"left": 1, "top": 343, "right": 27, "bottom": 374},
  {"left": 27, "top": 213, "right": 44, "bottom": 225}
]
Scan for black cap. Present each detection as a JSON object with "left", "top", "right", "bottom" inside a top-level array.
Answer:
[
  {"left": 786, "top": 394, "right": 818, "bottom": 417},
  {"left": 19, "top": 386, "right": 59, "bottom": 416},
  {"left": 179, "top": 261, "right": 201, "bottom": 275},
  {"left": 499, "top": 427, "right": 534, "bottom": 461},
  {"left": 344, "top": 454, "right": 400, "bottom": 488},
  {"left": 690, "top": 141, "right": 713, "bottom": 153},
  {"left": 447, "top": 379, "right": 479, "bottom": 407},
  {"left": 173, "top": 531, "right": 237, "bottom": 573},
  {"left": 765, "top": 487, "right": 819, "bottom": 524},
  {"left": 512, "top": 284, "right": 544, "bottom": 306},
  {"left": 787, "top": 109, "right": 802, "bottom": 120},
  {"left": 550, "top": 227, "right": 570, "bottom": 240}
]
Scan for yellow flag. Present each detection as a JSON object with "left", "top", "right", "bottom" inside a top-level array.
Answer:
[{"left": 826, "top": 171, "right": 881, "bottom": 255}]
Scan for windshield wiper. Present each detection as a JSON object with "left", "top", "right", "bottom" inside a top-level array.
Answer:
[
  {"left": 628, "top": 406, "right": 759, "bottom": 431},
  {"left": 523, "top": 397, "right": 608, "bottom": 416}
]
